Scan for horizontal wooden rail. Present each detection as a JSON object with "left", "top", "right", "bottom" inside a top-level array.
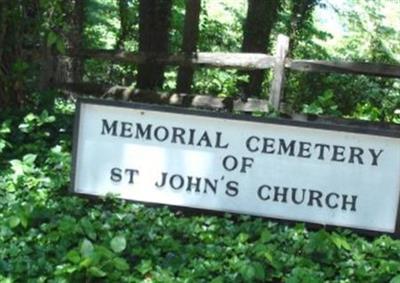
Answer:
[
  {"left": 287, "top": 59, "right": 400, "bottom": 78},
  {"left": 77, "top": 49, "right": 276, "bottom": 70},
  {"left": 73, "top": 49, "right": 400, "bottom": 78},
  {"left": 56, "top": 82, "right": 269, "bottom": 112}
]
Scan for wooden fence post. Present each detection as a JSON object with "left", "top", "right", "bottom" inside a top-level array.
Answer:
[{"left": 269, "top": 34, "right": 289, "bottom": 111}]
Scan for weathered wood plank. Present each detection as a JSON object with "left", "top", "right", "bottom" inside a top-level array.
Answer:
[
  {"left": 234, "top": 98, "right": 269, "bottom": 112},
  {"left": 191, "top": 95, "right": 225, "bottom": 109},
  {"left": 74, "top": 49, "right": 400, "bottom": 78},
  {"left": 287, "top": 59, "right": 400, "bottom": 78},
  {"left": 57, "top": 82, "right": 272, "bottom": 112},
  {"left": 72, "top": 49, "right": 400, "bottom": 78},
  {"left": 193, "top": 53, "right": 276, "bottom": 69},
  {"left": 76, "top": 49, "right": 276, "bottom": 70},
  {"left": 269, "top": 34, "right": 290, "bottom": 110}
]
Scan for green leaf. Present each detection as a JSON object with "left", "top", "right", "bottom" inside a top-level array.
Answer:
[
  {"left": 113, "top": 257, "right": 130, "bottom": 271},
  {"left": 88, "top": 266, "right": 106, "bottom": 278},
  {"left": 303, "top": 104, "right": 323, "bottom": 115},
  {"left": 253, "top": 262, "right": 266, "bottom": 280},
  {"left": 0, "top": 120, "right": 11, "bottom": 134},
  {"left": 260, "top": 229, "right": 272, "bottom": 242},
  {"left": 80, "top": 218, "right": 97, "bottom": 240},
  {"left": 237, "top": 233, "right": 249, "bottom": 243},
  {"left": 331, "top": 233, "right": 351, "bottom": 251},
  {"left": 0, "top": 140, "right": 6, "bottom": 153},
  {"left": 56, "top": 38, "right": 66, "bottom": 54},
  {"left": 96, "top": 246, "right": 114, "bottom": 259},
  {"left": 47, "top": 31, "right": 58, "bottom": 47},
  {"left": 44, "top": 115, "right": 56, "bottom": 123},
  {"left": 110, "top": 235, "right": 126, "bottom": 253},
  {"left": 9, "top": 216, "right": 20, "bottom": 228},
  {"left": 390, "top": 275, "right": 400, "bottom": 283},
  {"left": 66, "top": 250, "right": 81, "bottom": 264},
  {"left": 137, "top": 259, "right": 152, "bottom": 275},
  {"left": 286, "top": 267, "right": 322, "bottom": 283},
  {"left": 18, "top": 123, "right": 30, "bottom": 133},
  {"left": 23, "top": 154, "right": 37, "bottom": 164},
  {"left": 80, "top": 239, "right": 94, "bottom": 258},
  {"left": 10, "top": 160, "right": 23, "bottom": 176},
  {"left": 79, "top": 257, "right": 92, "bottom": 268},
  {"left": 19, "top": 215, "right": 28, "bottom": 228},
  {"left": 264, "top": 250, "right": 273, "bottom": 263},
  {"left": 210, "top": 276, "right": 224, "bottom": 283},
  {"left": 239, "top": 264, "right": 256, "bottom": 282}
]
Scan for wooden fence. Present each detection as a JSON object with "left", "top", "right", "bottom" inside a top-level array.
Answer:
[{"left": 62, "top": 34, "right": 400, "bottom": 114}]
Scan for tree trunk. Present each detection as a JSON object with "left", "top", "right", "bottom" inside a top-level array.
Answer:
[
  {"left": 287, "top": 0, "right": 318, "bottom": 56},
  {"left": 0, "top": 1, "right": 34, "bottom": 107},
  {"left": 0, "top": 1, "right": 7, "bottom": 108},
  {"left": 39, "top": 45, "right": 57, "bottom": 91},
  {"left": 40, "top": 0, "right": 85, "bottom": 91},
  {"left": 114, "top": 0, "right": 135, "bottom": 85},
  {"left": 0, "top": 2, "right": 6, "bottom": 60},
  {"left": 70, "top": 0, "right": 85, "bottom": 83},
  {"left": 116, "top": 0, "right": 129, "bottom": 50},
  {"left": 137, "top": 0, "right": 172, "bottom": 90},
  {"left": 240, "top": 0, "right": 280, "bottom": 99},
  {"left": 176, "top": 0, "right": 201, "bottom": 93}
]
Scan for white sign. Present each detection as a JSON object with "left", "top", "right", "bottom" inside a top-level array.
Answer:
[{"left": 72, "top": 98, "right": 400, "bottom": 234}]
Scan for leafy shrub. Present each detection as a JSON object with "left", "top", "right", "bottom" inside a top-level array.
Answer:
[{"left": 1, "top": 99, "right": 400, "bottom": 282}]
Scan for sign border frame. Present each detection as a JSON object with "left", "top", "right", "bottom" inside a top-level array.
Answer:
[{"left": 71, "top": 97, "right": 400, "bottom": 238}]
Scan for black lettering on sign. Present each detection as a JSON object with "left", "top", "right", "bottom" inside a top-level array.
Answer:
[
  {"left": 298, "top": 142, "right": 312, "bottom": 158},
  {"left": 110, "top": 167, "right": 139, "bottom": 184},
  {"left": 307, "top": 190, "right": 323, "bottom": 207},
  {"left": 291, "top": 188, "right": 306, "bottom": 204},
  {"left": 261, "top": 138, "right": 275, "bottom": 154},
  {"left": 369, "top": 149, "right": 384, "bottom": 166},
  {"left": 215, "top": 132, "right": 229, "bottom": 149},
  {"left": 225, "top": 181, "right": 239, "bottom": 197},
  {"left": 196, "top": 131, "right": 212, "bottom": 147},
  {"left": 171, "top": 127, "right": 186, "bottom": 144},
  {"left": 246, "top": 136, "right": 260, "bottom": 152},
  {"left": 244, "top": 135, "right": 384, "bottom": 167},
  {"left": 155, "top": 172, "right": 218, "bottom": 194},
  {"left": 314, "top": 143, "right": 330, "bottom": 160},
  {"left": 342, "top": 195, "right": 358, "bottom": 211},
  {"left": 257, "top": 185, "right": 271, "bottom": 201},
  {"left": 100, "top": 120, "right": 229, "bottom": 149},
  {"left": 110, "top": 167, "right": 122, "bottom": 182},
  {"left": 155, "top": 172, "right": 168, "bottom": 188},
  {"left": 326, "top": 193, "right": 340, "bottom": 209},
  {"left": 101, "top": 119, "right": 118, "bottom": 136},
  {"left": 273, "top": 186, "right": 288, "bottom": 203},
  {"left": 188, "top": 129, "right": 196, "bottom": 145},
  {"left": 222, "top": 155, "right": 238, "bottom": 172},
  {"left": 120, "top": 122, "right": 133, "bottom": 137},
  {"left": 125, "top": 169, "right": 139, "bottom": 184},
  {"left": 331, "top": 145, "right": 346, "bottom": 162},
  {"left": 135, "top": 123, "right": 152, "bottom": 140},
  {"left": 240, "top": 157, "right": 254, "bottom": 173},
  {"left": 278, "top": 139, "right": 296, "bottom": 156},
  {"left": 154, "top": 126, "right": 169, "bottom": 142},
  {"left": 257, "top": 183, "right": 358, "bottom": 212}
]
